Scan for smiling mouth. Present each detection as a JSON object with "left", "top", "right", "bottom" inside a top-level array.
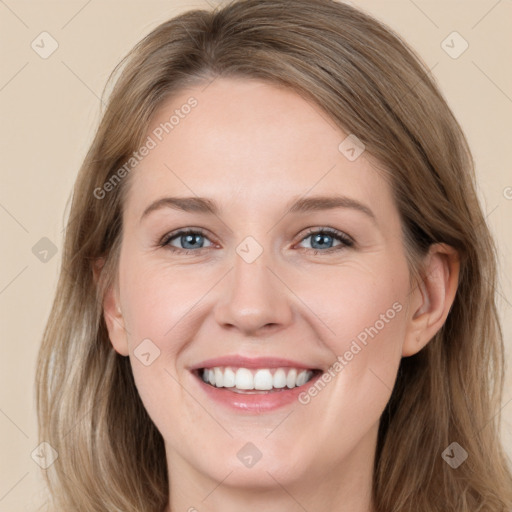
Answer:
[{"left": 194, "top": 366, "right": 321, "bottom": 393}]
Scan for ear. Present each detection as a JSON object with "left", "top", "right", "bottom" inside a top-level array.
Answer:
[
  {"left": 93, "top": 257, "right": 129, "bottom": 357},
  {"left": 402, "top": 243, "right": 460, "bottom": 357}
]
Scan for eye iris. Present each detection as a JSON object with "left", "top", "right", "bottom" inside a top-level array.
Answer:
[
  {"left": 311, "top": 233, "right": 334, "bottom": 249},
  {"left": 181, "top": 233, "right": 204, "bottom": 249}
]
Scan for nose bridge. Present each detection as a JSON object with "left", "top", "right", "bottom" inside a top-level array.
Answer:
[{"left": 214, "top": 236, "right": 293, "bottom": 335}]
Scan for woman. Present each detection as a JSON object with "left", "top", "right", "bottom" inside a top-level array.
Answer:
[{"left": 34, "top": 0, "right": 512, "bottom": 510}]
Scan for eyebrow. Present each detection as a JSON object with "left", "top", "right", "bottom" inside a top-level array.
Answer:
[{"left": 140, "top": 195, "right": 376, "bottom": 224}]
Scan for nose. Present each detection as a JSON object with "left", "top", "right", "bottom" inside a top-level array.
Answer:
[{"left": 214, "top": 246, "right": 294, "bottom": 337}]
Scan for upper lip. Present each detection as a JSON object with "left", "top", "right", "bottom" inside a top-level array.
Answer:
[{"left": 189, "top": 355, "right": 319, "bottom": 371}]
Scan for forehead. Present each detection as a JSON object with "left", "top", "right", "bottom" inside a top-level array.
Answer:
[{"left": 123, "top": 77, "right": 393, "bottom": 221}]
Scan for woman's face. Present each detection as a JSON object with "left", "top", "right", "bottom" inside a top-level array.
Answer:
[{"left": 105, "top": 77, "right": 422, "bottom": 502}]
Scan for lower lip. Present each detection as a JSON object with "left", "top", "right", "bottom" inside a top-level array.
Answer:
[{"left": 193, "top": 371, "right": 321, "bottom": 413}]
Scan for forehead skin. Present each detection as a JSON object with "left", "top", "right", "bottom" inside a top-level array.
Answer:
[{"left": 123, "top": 77, "right": 401, "bottom": 253}]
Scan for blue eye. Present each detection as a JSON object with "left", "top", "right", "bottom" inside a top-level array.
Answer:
[
  {"left": 161, "top": 229, "right": 213, "bottom": 253},
  {"left": 159, "top": 227, "right": 353, "bottom": 255},
  {"left": 297, "top": 227, "right": 354, "bottom": 253}
]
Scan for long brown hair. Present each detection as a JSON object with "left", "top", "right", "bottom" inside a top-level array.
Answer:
[{"left": 35, "top": 0, "right": 512, "bottom": 510}]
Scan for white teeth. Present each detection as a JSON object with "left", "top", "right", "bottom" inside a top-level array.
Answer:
[
  {"left": 235, "top": 368, "right": 253, "bottom": 390},
  {"left": 200, "top": 367, "right": 314, "bottom": 391},
  {"left": 296, "top": 370, "right": 309, "bottom": 387},
  {"left": 253, "top": 369, "right": 273, "bottom": 390},
  {"left": 286, "top": 369, "right": 297, "bottom": 389},
  {"left": 214, "top": 367, "right": 224, "bottom": 388},
  {"left": 273, "top": 368, "right": 287, "bottom": 388},
  {"left": 223, "top": 368, "right": 236, "bottom": 388}
]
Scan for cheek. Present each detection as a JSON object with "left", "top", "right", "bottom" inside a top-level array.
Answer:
[
  {"left": 295, "top": 259, "right": 408, "bottom": 355},
  {"left": 289, "top": 263, "right": 408, "bottom": 453},
  {"left": 118, "top": 256, "right": 200, "bottom": 433},
  {"left": 119, "top": 255, "right": 207, "bottom": 343},
  {"left": 292, "top": 259, "right": 409, "bottom": 422}
]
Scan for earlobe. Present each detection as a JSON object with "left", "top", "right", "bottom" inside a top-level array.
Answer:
[
  {"left": 94, "top": 258, "right": 130, "bottom": 357},
  {"left": 402, "top": 243, "right": 460, "bottom": 357}
]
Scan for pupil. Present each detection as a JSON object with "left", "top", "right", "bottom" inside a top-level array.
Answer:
[
  {"left": 183, "top": 234, "right": 202, "bottom": 249},
  {"left": 312, "top": 233, "right": 332, "bottom": 249}
]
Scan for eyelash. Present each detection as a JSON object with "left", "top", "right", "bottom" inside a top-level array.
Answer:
[{"left": 158, "top": 227, "right": 354, "bottom": 256}]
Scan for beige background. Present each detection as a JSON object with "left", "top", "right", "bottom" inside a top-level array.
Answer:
[{"left": 1, "top": 0, "right": 511, "bottom": 509}]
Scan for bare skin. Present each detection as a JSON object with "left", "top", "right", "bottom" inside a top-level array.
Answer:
[{"left": 100, "top": 77, "right": 459, "bottom": 512}]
